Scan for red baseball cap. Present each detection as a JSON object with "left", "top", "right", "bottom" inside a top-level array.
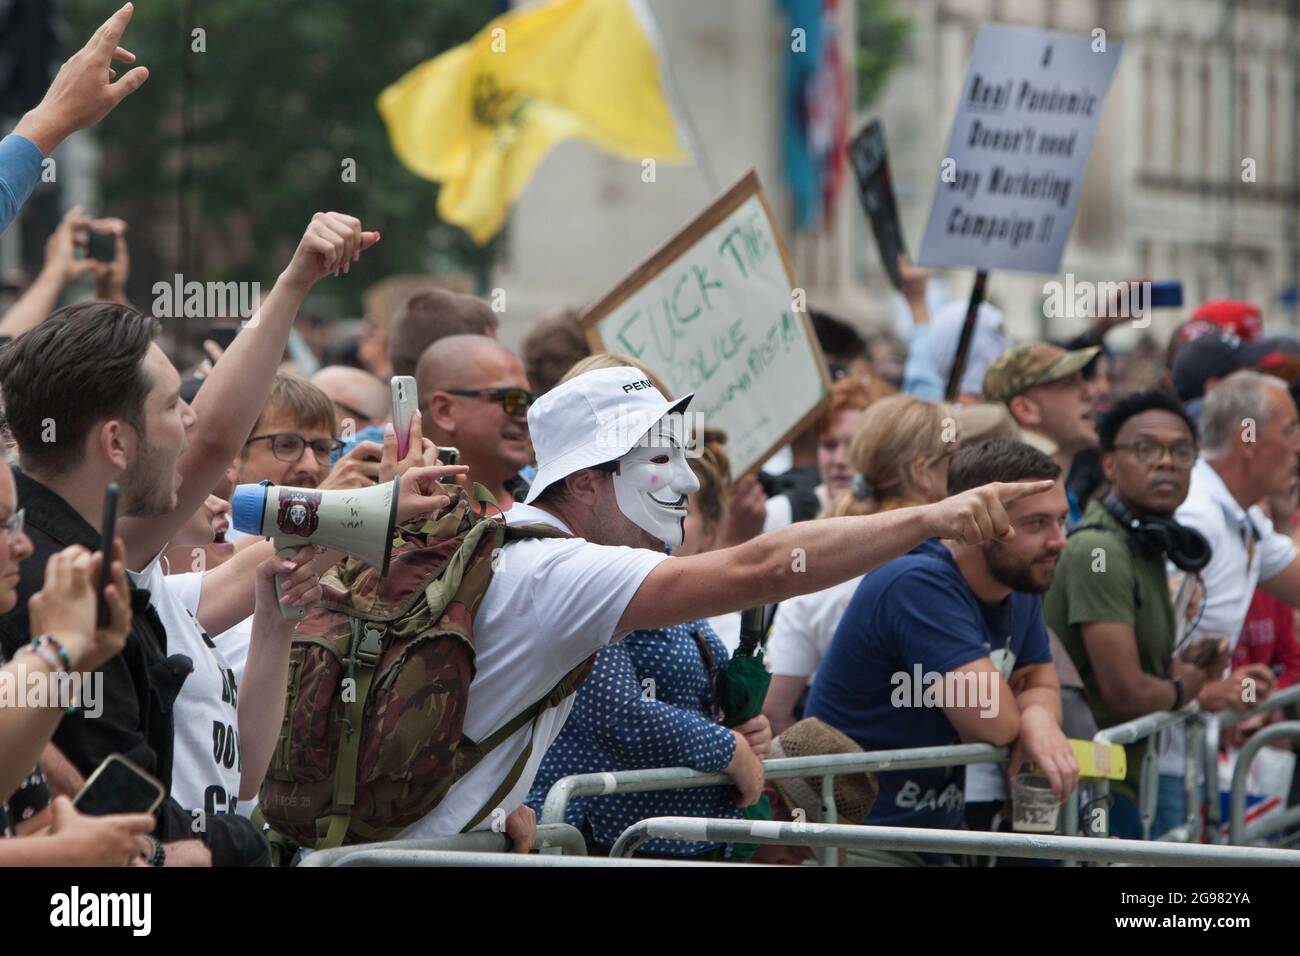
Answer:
[{"left": 1190, "top": 300, "right": 1263, "bottom": 342}]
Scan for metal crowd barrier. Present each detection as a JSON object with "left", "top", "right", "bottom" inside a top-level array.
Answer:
[
  {"left": 1088, "top": 683, "right": 1300, "bottom": 848},
  {"left": 295, "top": 823, "right": 587, "bottom": 867},
  {"left": 539, "top": 742, "right": 1009, "bottom": 866},
  {"left": 317, "top": 849, "right": 731, "bottom": 867},
  {"left": 609, "top": 816, "right": 1300, "bottom": 866}
]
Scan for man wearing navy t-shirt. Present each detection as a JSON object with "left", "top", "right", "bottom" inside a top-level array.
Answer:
[{"left": 807, "top": 440, "right": 1080, "bottom": 866}]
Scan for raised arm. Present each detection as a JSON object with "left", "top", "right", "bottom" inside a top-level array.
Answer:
[
  {"left": 119, "top": 213, "right": 379, "bottom": 570},
  {"left": 619, "top": 480, "right": 1053, "bottom": 633},
  {"left": 0, "top": 207, "right": 99, "bottom": 339},
  {"left": 11, "top": 4, "right": 148, "bottom": 157}
]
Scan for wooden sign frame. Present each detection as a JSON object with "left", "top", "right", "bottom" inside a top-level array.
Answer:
[{"left": 580, "top": 170, "right": 832, "bottom": 479}]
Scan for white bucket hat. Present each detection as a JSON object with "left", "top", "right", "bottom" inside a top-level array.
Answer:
[{"left": 524, "top": 367, "right": 693, "bottom": 505}]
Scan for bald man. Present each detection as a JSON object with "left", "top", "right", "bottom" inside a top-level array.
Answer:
[
  {"left": 417, "top": 334, "right": 534, "bottom": 511},
  {"left": 311, "top": 365, "right": 390, "bottom": 433}
]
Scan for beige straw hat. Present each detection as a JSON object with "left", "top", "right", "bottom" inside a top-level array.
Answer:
[{"left": 768, "top": 718, "right": 878, "bottom": 824}]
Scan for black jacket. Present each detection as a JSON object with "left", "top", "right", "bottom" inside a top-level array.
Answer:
[{"left": 0, "top": 470, "right": 268, "bottom": 866}]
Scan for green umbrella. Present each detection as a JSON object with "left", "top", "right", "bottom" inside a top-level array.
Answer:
[
  {"left": 717, "top": 604, "right": 773, "bottom": 728},
  {"left": 716, "top": 604, "right": 774, "bottom": 860}
]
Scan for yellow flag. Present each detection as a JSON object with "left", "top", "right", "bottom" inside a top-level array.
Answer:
[{"left": 377, "top": 0, "right": 688, "bottom": 244}]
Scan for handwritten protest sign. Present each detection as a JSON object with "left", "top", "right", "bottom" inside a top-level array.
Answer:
[
  {"left": 583, "top": 171, "right": 829, "bottom": 479},
  {"left": 916, "top": 23, "right": 1122, "bottom": 274}
]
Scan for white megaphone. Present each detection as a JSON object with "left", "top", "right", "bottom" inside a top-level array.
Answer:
[{"left": 230, "top": 478, "right": 400, "bottom": 620}]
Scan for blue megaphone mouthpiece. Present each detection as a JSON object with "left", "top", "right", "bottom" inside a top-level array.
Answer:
[{"left": 230, "top": 480, "right": 272, "bottom": 536}]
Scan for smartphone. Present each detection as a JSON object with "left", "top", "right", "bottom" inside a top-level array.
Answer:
[
  {"left": 390, "top": 376, "right": 419, "bottom": 460},
  {"left": 97, "top": 483, "right": 118, "bottom": 628},
  {"left": 86, "top": 230, "right": 117, "bottom": 263},
  {"left": 73, "top": 754, "right": 165, "bottom": 817},
  {"left": 1133, "top": 280, "right": 1183, "bottom": 311},
  {"left": 437, "top": 446, "right": 460, "bottom": 466}
]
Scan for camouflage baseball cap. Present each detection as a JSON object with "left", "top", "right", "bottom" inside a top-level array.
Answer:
[{"left": 982, "top": 343, "right": 1101, "bottom": 403}]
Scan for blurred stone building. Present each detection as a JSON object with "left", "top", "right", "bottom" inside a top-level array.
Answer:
[{"left": 496, "top": 0, "right": 1300, "bottom": 352}]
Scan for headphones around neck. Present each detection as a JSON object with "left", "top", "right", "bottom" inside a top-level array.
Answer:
[{"left": 1093, "top": 494, "right": 1212, "bottom": 574}]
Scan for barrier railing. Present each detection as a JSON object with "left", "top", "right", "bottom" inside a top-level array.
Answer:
[
  {"left": 1228, "top": 720, "right": 1300, "bottom": 846},
  {"left": 1089, "top": 683, "right": 1300, "bottom": 847},
  {"left": 539, "top": 742, "right": 1009, "bottom": 866},
  {"left": 609, "top": 816, "right": 1300, "bottom": 866},
  {"left": 312, "top": 849, "right": 731, "bottom": 867},
  {"left": 295, "top": 823, "right": 587, "bottom": 867}
]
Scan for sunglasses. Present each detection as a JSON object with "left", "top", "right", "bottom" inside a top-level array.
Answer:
[
  {"left": 445, "top": 387, "right": 537, "bottom": 416},
  {"left": 245, "top": 432, "right": 344, "bottom": 465}
]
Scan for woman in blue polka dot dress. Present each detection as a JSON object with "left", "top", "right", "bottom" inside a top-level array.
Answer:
[{"left": 526, "top": 430, "right": 770, "bottom": 858}]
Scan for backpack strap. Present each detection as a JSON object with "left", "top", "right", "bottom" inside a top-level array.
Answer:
[
  {"left": 317, "top": 618, "right": 386, "bottom": 849},
  {"left": 460, "top": 653, "right": 595, "bottom": 833}
]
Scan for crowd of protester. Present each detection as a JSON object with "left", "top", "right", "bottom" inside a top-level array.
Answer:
[{"left": 0, "top": 4, "right": 1297, "bottom": 868}]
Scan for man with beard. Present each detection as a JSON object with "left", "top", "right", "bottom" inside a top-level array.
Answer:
[
  {"left": 0, "top": 212, "right": 379, "bottom": 866},
  {"left": 416, "top": 334, "right": 535, "bottom": 510},
  {"left": 806, "top": 440, "right": 1079, "bottom": 866},
  {"left": 1045, "top": 389, "right": 1229, "bottom": 839}
]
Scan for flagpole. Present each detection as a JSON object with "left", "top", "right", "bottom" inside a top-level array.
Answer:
[{"left": 629, "top": 0, "right": 721, "bottom": 194}]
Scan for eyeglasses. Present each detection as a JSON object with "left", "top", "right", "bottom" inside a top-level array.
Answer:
[
  {"left": 245, "top": 433, "right": 344, "bottom": 465},
  {"left": 0, "top": 509, "right": 23, "bottom": 546},
  {"left": 1114, "top": 440, "right": 1197, "bottom": 468},
  {"left": 445, "top": 387, "right": 537, "bottom": 416}
]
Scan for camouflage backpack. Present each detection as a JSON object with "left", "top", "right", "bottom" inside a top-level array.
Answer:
[{"left": 257, "top": 482, "right": 593, "bottom": 855}]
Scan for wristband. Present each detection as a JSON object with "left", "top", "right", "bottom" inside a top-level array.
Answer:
[
  {"left": 22, "top": 636, "right": 78, "bottom": 714},
  {"left": 143, "top": 835, "right": 165, "bottom": 867},
  {"left": 28, "top": 634, "right": 72, "bottom": 672},
  {"left": 1167, "top": 675, "right": 1185, "bottom": 711}
]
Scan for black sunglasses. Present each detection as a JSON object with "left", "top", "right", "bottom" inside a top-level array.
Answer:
[
  {"left": 245, "top": 432, "right": 344, "bottom": 464},
  {"left": 445, "top": 387, "right": 537, "bottom": 415}
]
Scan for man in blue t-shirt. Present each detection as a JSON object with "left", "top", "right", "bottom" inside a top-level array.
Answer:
[{"left": 807, "top": 439, "right": 1080, "bottom": 865}]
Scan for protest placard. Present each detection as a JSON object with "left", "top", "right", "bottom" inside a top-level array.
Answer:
[
  {"left": 848, "top": 119, "right": 908, "bottom": 289},
  {"left": 916, "top": 23, "right": 1123, "bottom": 274},
  {"left": 582, "top": 171, "right": 830, "bottom": 479}
]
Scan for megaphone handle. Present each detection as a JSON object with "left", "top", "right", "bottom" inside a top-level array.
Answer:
[{"left": 274, "top": 545, "right": 306, "bottom": 621}]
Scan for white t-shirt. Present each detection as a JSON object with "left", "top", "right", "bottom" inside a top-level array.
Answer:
[
  {"left": 766, "top": 576, "right": 863, "bottom": 678},
  {"left": 1160, "top": 458, "right": 1298, "bottom": 774},
  {"left": 397, "top": 503, "right": 669, "bottom": 838},
  {"left": 214, "top": 616, "right": 253, "bottom": 688},
  {"left": 130, "top": 562, "right": 242, "bottom": 816}
]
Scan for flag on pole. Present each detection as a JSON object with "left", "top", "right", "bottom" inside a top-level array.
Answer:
[
  {"left": 377, "top": 0, "right": 688, "bottom": 244},
  {"left": 781, "top": 0, "right": 849, "bottom": 231}
]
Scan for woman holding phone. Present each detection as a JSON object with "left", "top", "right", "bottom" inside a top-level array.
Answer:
[{"left": 0, "top": 456, "right": 154, "bottom": 865}]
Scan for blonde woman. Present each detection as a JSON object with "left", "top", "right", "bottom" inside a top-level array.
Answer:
[{"left": 763, "top": 395, "right": 958, "bottom": 734}]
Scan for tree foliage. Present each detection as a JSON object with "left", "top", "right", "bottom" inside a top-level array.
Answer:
[{"left": 63, "top": 0, "right": 496, "bottom": 313}]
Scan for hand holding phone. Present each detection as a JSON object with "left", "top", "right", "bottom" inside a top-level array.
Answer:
[{"left": 390, "top": 376, "right": 418, "bottom": 461}]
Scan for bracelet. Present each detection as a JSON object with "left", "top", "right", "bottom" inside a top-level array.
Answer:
[
  {"left": 1167, "top": 675, "right": 1185, "bottom": 711},
  {"left": 21, "top": 636, "right": 78, "bottom": 715},
  {"left": 143, "top": 835, "right": 165, "bottom": 867}
]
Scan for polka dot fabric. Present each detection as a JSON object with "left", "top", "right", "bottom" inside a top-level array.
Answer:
[{"left": 526, "top": 621, "right": 741, "bottom": 857}]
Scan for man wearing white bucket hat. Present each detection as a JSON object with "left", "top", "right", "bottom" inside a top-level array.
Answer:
[{"left": 399, "top": 365, "right": 1056, "bottom": 845}]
